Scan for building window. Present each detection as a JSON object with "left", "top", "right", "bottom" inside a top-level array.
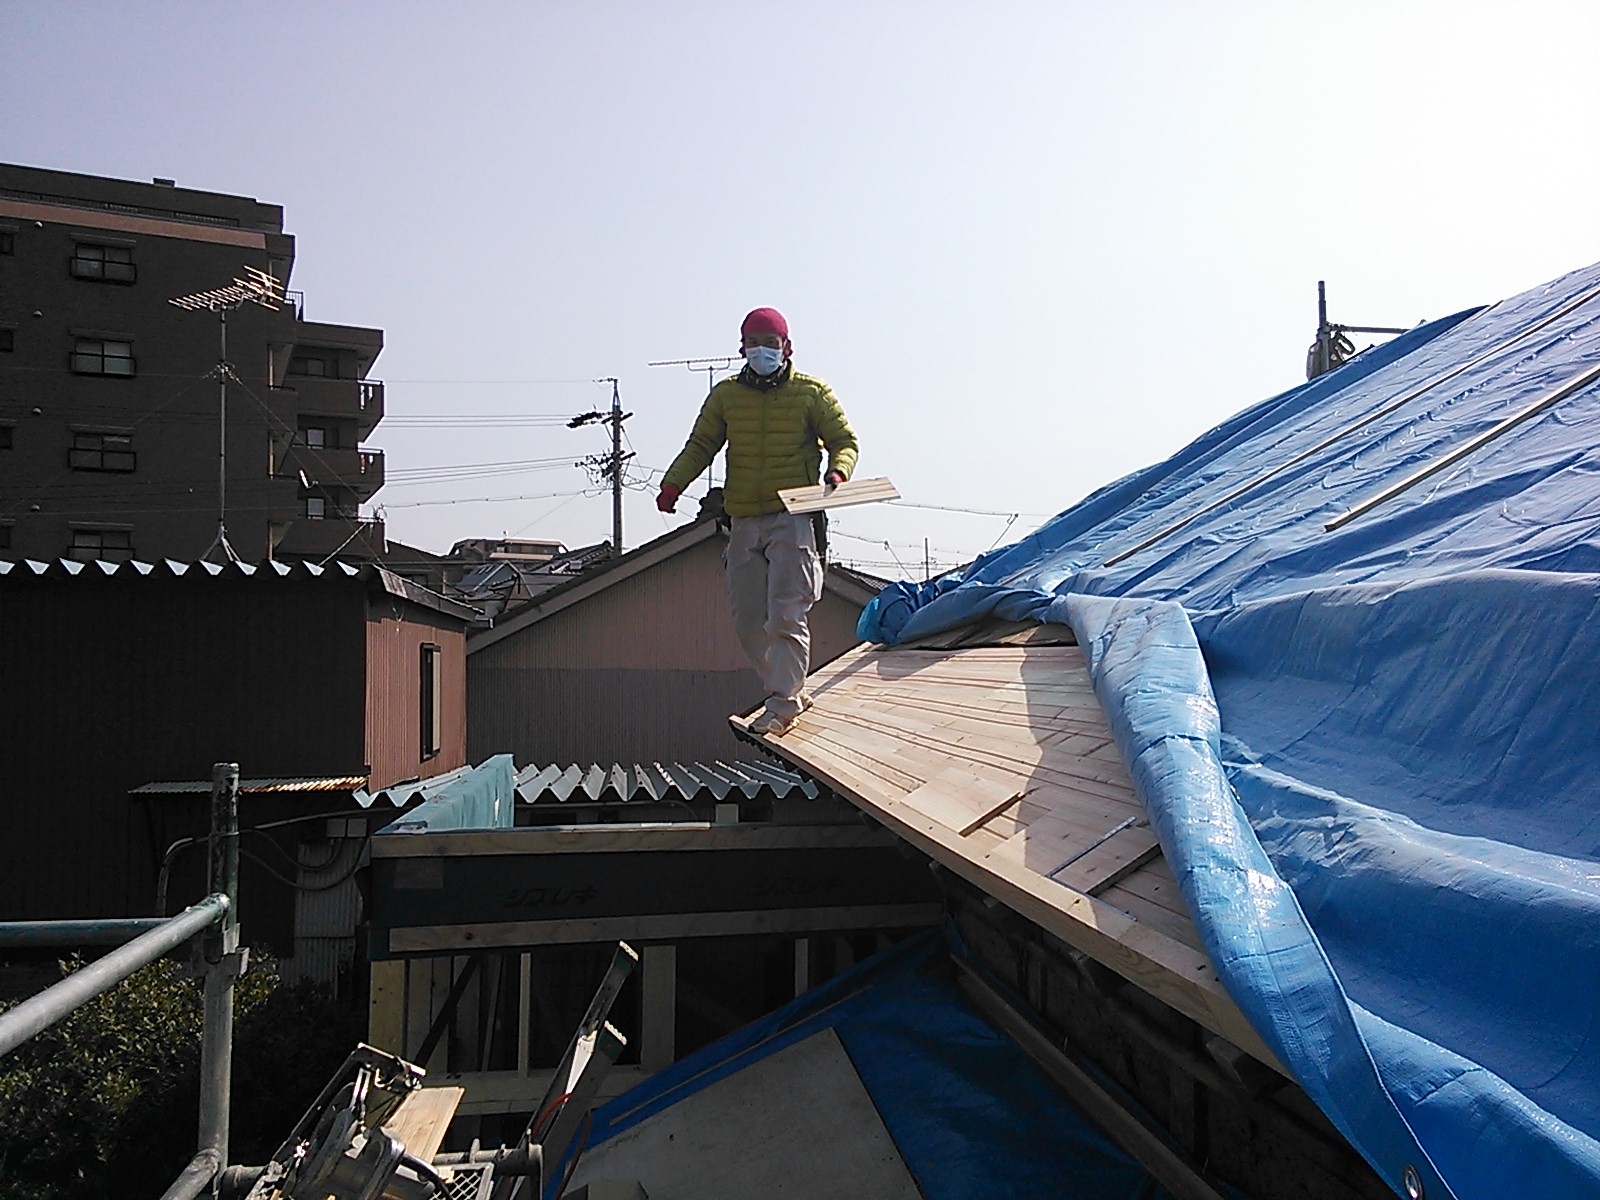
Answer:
[
  {"left": 420, "top": 643, "right": 442, "bottom": 759},
  {"left": 0, "top": 426, "right": 12, "bottom": 451},
  {"left": 70, "top": 243, "right": 137, "bottom": 283},
  {"left": 306, "top": 496, "right": 326, "bottom": 519},
  {"left": 68, "top": 528, "right": 134, "bottom": 563},
  {"left": 0, "top": 328, "right": 13, "bottom": 352},
  {"left": 0, "top": 231, "right": 14, "bottom": 254},
  {"left": 0, "top": 525, "right": 11, "bottom": 551},
  {"left": 301, "top": 424, "right": 328, "bottom": 449},
  {"left": 71, "top": 338, "right": 136, "bottom": 377},
  {"left": 69, "top": 431, "right": 136, "bottom": 472},
  {"left": 288, "top": 351, "right": 334, "bottom": 377}
]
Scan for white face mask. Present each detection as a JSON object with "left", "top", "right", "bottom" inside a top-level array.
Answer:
[{"left": 745, "top": 345, "right": 784, "bottom": 376}]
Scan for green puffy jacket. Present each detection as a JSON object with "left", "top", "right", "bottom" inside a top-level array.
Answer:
[{"left": 661, "top": 368, "right": 859, "bottom": 517}]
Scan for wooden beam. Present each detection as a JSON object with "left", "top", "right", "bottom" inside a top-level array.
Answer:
[
  {"left": 371, "top": 822, "right": 900, "bottom": 859},
  {"left": 367, "top": 960, "right": 406, "bottom": 1055},
  {"left": 388, "top": 903, "right": 944, "bottom": 955},
  {"left": 641, "top": 945, "right": 677, "bottom": 1073},
  {"left": 954, "top": 961, "right": 1230, "bottom": 1200}
]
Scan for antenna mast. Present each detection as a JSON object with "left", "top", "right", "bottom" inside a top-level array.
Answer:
[
  {"left": 170, "top": 266, "right": 285, "bottom": 563},
  {"left": 647, "top": 356, "right": 740, "bottom": 489}
]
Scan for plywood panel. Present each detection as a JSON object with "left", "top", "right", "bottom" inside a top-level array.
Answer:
[{"left": 569, "top": 1029, "right": 920, "bottom": 1200}]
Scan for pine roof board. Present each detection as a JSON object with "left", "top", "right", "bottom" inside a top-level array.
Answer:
[{"left": 732, "top": 635, "right": 1286, "bottom": 1076}]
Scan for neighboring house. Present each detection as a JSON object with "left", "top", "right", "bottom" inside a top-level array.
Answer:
[
  {"left": 0, "top": 162, "right": 387, "bottom": 564},
  {"left": 451, "top": 540, "right": 612, "bottom": 622},
  {"left": 754, "top": 259, "right": 1600, "bottom": 1199},
  {"left": 0, "top": 558, "right": 476, "bottom": 984},
  {"left": 466, "top": 516, "right": 882, "bottom": 765}
]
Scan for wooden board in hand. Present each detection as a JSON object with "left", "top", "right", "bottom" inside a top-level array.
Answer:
[{"left": 778, "top": 476, "right": 900, "bottom": 514}]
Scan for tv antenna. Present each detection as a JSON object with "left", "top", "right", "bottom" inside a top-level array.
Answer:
[
  {"left": 1308, "top": 280, "right": 1408, "bottom": 380},
  {"left": 169, "top": 266, "right": 285, "bottom": 563},
  {"left": 647, "top": 355, "right": 740, "bottom": 489},
  {"left": 569, "top": 378, "right": 633, "bottom": 558}
]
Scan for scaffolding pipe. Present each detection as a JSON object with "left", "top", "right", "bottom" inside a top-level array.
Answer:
[
  {"left": 0, "top": 893, "right": 229, "bottom": 1058},
  {"left": 158, "top": 1148, "right": 222, "bottom": 1200},
  {"left": 0, "top": 916, "right": 169, "bottom": 948},
  {"left": 198, "top": 761, "right": 242, "bottom": 1177}
]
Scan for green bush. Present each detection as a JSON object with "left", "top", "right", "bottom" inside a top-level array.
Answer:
[{"left": 0, "top": 954, "right": 364, "bottom": 1199}]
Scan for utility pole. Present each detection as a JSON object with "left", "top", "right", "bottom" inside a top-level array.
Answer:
[
  {"left": 170, "top": 267, "right": 285, "bottom": 562},
  {"left": 647, "top": 356, "right": 740, "bottom": 490},
  {"left": 570, "top": 379, "right": 633, "bottom": 558}
]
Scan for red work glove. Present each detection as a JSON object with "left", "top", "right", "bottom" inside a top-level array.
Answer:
[
  {"left": 656, "top": 484, "right": 682, "bottom": 513},
  {"left": 824, "top": 471, "right": 846, "bottom": 487}
]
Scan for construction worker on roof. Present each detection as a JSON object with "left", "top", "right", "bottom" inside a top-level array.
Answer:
[{"left": 657, "top": 307, "right": 859, "bottom": 736}]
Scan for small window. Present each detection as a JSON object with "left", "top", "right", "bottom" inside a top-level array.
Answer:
[
  {"left": 69, "top": 528, "right": 134, "bottom": 563},
  {"left": 69, "top": 431, "right": 136, "bottom": 472},
  {"left": 420, "top": 643, "right": 443, "bottom": 759},
  {"left": 288, "top": 352, "right": 333, "bottom": 377},
  {"left": 301, "top": 425, "right": 327, "bottom": 449},
  {"left": 0, "top": 525, "right": 11, "bottom": 550},
  {"left": 0, "top": 426, "right": 12, "bottom": 451},
  {"left": 306, "top": 496, "right": 326, "bottom": 519},
  {"left": 70, "top": 243, "right": 136, "bottom": 283},
  {"left": 0, "top": 231, "right": 14, "bottom": 254},
  {"left": 71, "top": 338, "right": 136, "bottom": 377},
  {"left": 0, "top": 329, "right": 13, "bottom": 352}
]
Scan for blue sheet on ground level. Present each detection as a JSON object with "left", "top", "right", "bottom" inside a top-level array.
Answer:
[
  {"left": 858, "top": 261, "right": 1600, "bottom": 1199},
  {"left": 547, "top": 931, "right": 1171, "bottom": 1200}
]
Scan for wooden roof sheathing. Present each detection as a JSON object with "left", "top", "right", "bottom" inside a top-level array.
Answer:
[{"left": 736, "top": 638, "right": 1286, "bottom": 1074}]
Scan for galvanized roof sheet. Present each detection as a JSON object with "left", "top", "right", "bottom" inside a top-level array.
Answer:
[
  {"left": 0, "top": 557, "right": 480, "bottom": 622},
  {"left": 353, "top": 764, "right": 478, "bottom": 810},
  {"left": 514, "top": 760, "right": 819, "bottom": 805},
  {"left": 130, "top": 774, "right": 369, "bottom": 796}
]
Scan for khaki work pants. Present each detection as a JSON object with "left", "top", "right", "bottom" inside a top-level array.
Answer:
[{"left": 725, "top": 512, "right": 823, "bottom": 720}]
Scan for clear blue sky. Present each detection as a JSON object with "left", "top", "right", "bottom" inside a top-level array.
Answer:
[{"left": 5, "top": 2, "right": 1598, "bottom": 576}]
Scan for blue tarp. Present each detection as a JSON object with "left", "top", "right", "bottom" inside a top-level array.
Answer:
[
  {"left": 371, "top": 754, "right": 517, "bottom": 833},
  {"left": 859, "top": 261, "right": 1600, "bottom": 1199},
  {"left": 549, "top": 930, "right": 1172, "bottom": 1200}
]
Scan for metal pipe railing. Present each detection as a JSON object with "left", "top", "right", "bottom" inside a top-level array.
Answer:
[
  {"left": 157, "top": 1148, "right": 221, "bottom": 1200},
  {"left": 198, "top": 762, "right": 242, "bottom": 1175},
  {"left": 0, "top": 892, "right": 229, "bottom": 1057},
  {"left": 0, "top": 916, "right": 169, "bottom": 948}
]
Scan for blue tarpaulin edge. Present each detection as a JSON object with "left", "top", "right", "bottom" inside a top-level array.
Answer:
[{"left": 547, "top": 928, "right": 1173, "bottom": 1200}]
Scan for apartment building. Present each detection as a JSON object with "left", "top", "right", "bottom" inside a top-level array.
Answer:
[{"left": 0, "top": 162, "right": 386, "bottom": 563}]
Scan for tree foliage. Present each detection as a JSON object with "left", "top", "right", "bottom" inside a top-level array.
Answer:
[{"left": 0, "top": 954, "right": 364, "bottom": 1199}]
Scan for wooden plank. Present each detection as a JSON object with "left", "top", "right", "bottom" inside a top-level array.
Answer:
[
  {"left": 383, "top": 1085, "right": 464, "bottom": 1163},
  {"left": 1052, "top": 825, "right": 1162, "bottom": 896},
  {"left": 778, "top": 475, "right": 900, "bottom": 513},
  {"left": 1096, "top": 888, "right": 1207, "bottom": 953},
  {"left": 367, "top": 960, "right": 406, "bottom": 1055},
  {"left": 899, "top": 765, "right": 1027, "bottom": 836}
]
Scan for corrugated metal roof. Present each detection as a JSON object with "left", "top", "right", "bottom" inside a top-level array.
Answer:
[
  {"left": 514, "top": 760, "right": 819, "bottom": 806},
  {"left": 353, "top": 764, "right": 478, "bottom": 809},
  {"left": 0, "top": 557, "right": 480, "bottom": 622},
  {"left": 130, "top": 774, "right": 369, "bottom": 796}
]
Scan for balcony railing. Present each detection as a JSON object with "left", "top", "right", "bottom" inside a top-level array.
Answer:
[{"left": 273, "top": 377, "right": 385, "bottom": 433}]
